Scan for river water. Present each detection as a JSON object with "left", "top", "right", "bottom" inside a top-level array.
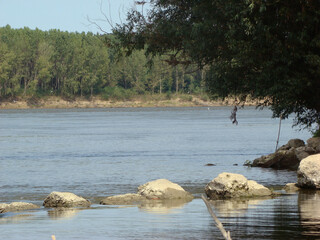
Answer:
[{"left": 0, "top": 107, "right": 319, "bottom": 240}]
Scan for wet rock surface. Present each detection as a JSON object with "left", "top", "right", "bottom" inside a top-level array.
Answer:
[
  {"left": 0, "top": 202, "right": 40, "bottom": 213},
  {"left": 297, "top": 154, "right": 320, "bottom": 189},
  {"left": 248, "top": 138, "right": 320, "bottom": 170},
  {"left": 100, "top": 179, "right": 193, "bottom": 205},
  {"left": 43, "top": 192, "right": 91, "bottom": 208},
  {"left": 205, "top": 172, "right": 272, "bottom": 199}
]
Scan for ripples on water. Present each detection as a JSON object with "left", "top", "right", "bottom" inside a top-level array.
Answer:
[{"left": 0, "top": 107, "right": 318, "bottom": 239}]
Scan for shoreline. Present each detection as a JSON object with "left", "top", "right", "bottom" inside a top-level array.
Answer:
[{"left": 0, "top": 96, "right": 261, "bottom": 110}]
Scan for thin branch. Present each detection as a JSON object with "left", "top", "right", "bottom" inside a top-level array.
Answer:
[
  {"left": 275, "top": 114, "right": 283, "bottom": 151},
  {"left": 86, "top": 16, "right": 109, "bottom": 34},
  {"left": 201, "top": 195, "right": 232, "bottom": 240},
  {"left": 100, "top": 0, "right": 114, "bottom": 29}
]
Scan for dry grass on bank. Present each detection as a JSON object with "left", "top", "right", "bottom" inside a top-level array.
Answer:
[{"left": 0, "top": 94, "right": 261, "bottom": 110}]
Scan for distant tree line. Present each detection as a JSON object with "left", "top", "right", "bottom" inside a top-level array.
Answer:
[{"left": 0, "top": 25, "right": 207, "bottom": 100}]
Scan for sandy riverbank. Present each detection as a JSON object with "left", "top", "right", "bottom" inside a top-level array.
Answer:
[{"left": 0, "top": 95, "right": 261, "bottom": 109}]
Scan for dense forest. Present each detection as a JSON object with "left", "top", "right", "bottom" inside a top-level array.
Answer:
[{"left": 0, "top": 25, "right": 208, "bottom": 101}]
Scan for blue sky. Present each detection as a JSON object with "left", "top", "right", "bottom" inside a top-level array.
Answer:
[{"left": 0, "top": 0, "right": 137, "bottom": 33}]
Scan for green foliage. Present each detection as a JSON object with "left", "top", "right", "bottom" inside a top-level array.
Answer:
[
  {"left": 112, "top": 0, "right": 320, "bottom": 130},
  {"left": 103, "top": 86, "right": 136, "bottom": 101},
  {"left": 0, "top": 26, "right": 208, "bottom": 101},
  {"left": 313, "top": 128, "right": 320, "bottom": 138}
]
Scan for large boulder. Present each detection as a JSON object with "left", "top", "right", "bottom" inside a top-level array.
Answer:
[
  {"left": 0, "top": 202, "right": 40, "bottom": 213},
  {"left": 278, "top": 138, "right": 305, "bottom": 151},
  {"left": 137, "top": 179, "right": 193, "bottom": 200},
  {"left": 205, "top": 172, "right": 272, "bottom": 199},
  {"left": 307, "top": 137, "right": 320, "bottom": 152},
  {"left": 252, "top": 148, "right": 299, "bottom": 170},
  {"left": 43, "top": 192, "right": 91, "bottom": 208},
  {"left": 295, "top": 146, "right": 316, "bottom": 161},
  {"left": 100, "top": 179, "right": 193, "bottom": 205},
  {"left": 297, "top": 154, "right": 320, "bottom": 189}
]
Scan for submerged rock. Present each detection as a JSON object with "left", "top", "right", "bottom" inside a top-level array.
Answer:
[
  {"left": 43, "top": 192, "right": 91, "bottom": 208},
  {"left": 297, "top": 154, "right": 320, "bottom": 189},
  {"left": 205, "top": 172, "right": 272, "bottom": 199},
  {"left": 100, "top": 179, "right": 193, "bottom": 205},
  {"left": 284, "top": 183, "right": 300, "bottom": 192},
  {"left": 100, "top": 193, "right": 144, "bottom": 205},
  {"left": 0, "top": 202, "right": 40, "bottom": 213},
  {"left": 243, "top": 160, "right": 253, "bottom": 166}
]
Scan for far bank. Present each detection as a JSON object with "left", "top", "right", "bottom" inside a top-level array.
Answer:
[{"left": 0, "top": 94, "right": 262, "bottom": 110}]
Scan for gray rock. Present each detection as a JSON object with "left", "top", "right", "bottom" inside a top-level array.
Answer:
[
  {"left": 137, "top": 179, "right": 193, "bottom": 200},
  {"left": 307, "top": 137, "right": 320, "bottom": 152},
  {"left": 100, "top": 179, "right": 193, "bottom": 205},
  {"left": 243, "top": 160, "right": 252, "bottom": 166},
  {"left": 297, "top": 154, "right": 320, "bottom": 189},
  {"left": 252, "top": 149, "right": 299, "bottom": 170},
  {"left": 295, "top": 146, "right": 316, "bottom": 161},
  {"left": 43, "top": 192, "right": 91, "bottom": 208},
  {"left": 100, "top": 193, "right": 145, "bottom": 205},
  {"left": 287, "top": 139, "right": 305, "bottom": 148},
  {"left": 0, "top": 202, "right": 40, "bottom": 213},
  {"left": 283, "top": 183, "right": 300, "bottom": 192},
  {"left": 276, "top": 148, "right": 300, "bottom": 170},
  {"left": 205, "top": 172, "right": 272, "bottom": 199},
  {"left": 252, "top": 153, "right": 279, "bottom": 168}
]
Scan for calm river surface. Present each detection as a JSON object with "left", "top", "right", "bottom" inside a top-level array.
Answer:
[{"left": 1, "top": 107, "right": 319, "bottom": 239}]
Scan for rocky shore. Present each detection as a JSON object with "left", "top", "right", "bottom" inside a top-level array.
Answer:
[
  {"left": 245, "top": 137, "right": 320, "bottom": 170},
  {"left": 2, "top": 160, "right": 320, "bottom": 215},
  {"left": 1, "top": 139, "right": 319, "bottom": 215}
]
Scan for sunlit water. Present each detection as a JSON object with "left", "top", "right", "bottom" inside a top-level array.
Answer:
[{"left": 0, "top": 107, "right": 319, "bottom": 239}]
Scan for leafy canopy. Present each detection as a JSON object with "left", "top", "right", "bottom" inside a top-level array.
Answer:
[{"left": 113, "top": 0, "right": 320, "bottom": 130}]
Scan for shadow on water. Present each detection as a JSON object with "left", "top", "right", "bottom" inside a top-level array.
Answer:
[{"left": 205, "top": 193, "right": 320, "bottom": 240}]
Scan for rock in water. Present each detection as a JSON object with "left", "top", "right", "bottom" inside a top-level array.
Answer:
[
  {"left": 137, "top": 179, "right": 194, "bottom": 200},
  {"left": 205, "top": 172, "right": 272, "bottom": 199},
  {"left": 0, "top": 202, "right": 40, "bottom": 213},
  {"left": 100, "top": 179, "right": 193, "bottom": 205},
  {"left": 297, "top": 154, "right": 320, "bottom": 189},
  {"left": 287, "top": 139, "right": 305, "bottom": 148},
  {"left": 283, "top": 183, "right": 300, "bottom": 192},
  {"left": 307, "top": 137, "right": 320, "bottom": 152},
  {"left": 43, "top": 192, "right": 91, "bottom": 208},
  {"left": 252, "top": 149, "right": 299, "bottom": 170},
  {"left": 100, "top": 193, "right": 144, "bottom": 205}
]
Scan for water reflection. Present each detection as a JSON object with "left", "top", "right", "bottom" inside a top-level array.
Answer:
[
  {"left": 48, "top": 208, "right": 82, "bottom": 220},
  {"left": 299, "top": 191, "right": 320, "bottom": 237},
  {"left": 138, "top": 199, "right": 191, "bottom": 214},
  {"left": 209, "top": 197, "right": 270, "bottom": 217},
  {"left": 0, "top": 213, "right": 34, "bottom": 224}
]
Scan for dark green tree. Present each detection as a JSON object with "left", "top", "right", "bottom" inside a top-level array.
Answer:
[{"left": 112, "top": 0, "right": 320, "bottom": 131}]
